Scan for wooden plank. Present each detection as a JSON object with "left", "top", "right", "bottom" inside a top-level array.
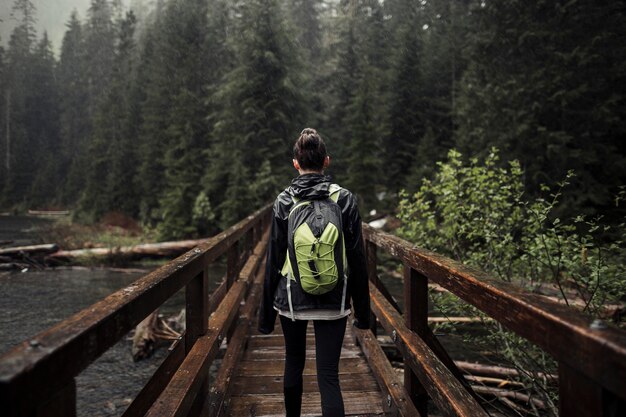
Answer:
[
  {"left": 207, "top": 257, "right": 267, "bottom": 417},
  {"left": 370, "top": 283, "right": 488, "bottom": 417},
  {"left": 246, "top": 334, "right": 356, "bottom": 349},
  {"left": 145, "top": 333, "right": 220, "bottom": 417},
  {"left": 363, "top": 224, "right": 626, "bottom": 400},
  {"left": 121, "top": 338, "right": 185, "bottom": 417},
  {"left": 230, "top": 373, "right": 380, "bottom": 396},
  {"left": 244, "top": 348, "right": 363, "bottom": 360},
  {"left": 228, "top": 392, "right": 385, "bottom": 417},
  {"left": 234, "top": 357, "right": 371, "bottom": 377},
  {"left": 404, "top": 265, "right": 429, "bottom": 415},
  {"left": 353, "top": 327, "right": 421, "bottom": 417}
]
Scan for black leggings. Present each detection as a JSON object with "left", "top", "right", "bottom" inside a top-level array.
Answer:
[{"left": 280, "top": 315, "right": 347, "bottom": 417}]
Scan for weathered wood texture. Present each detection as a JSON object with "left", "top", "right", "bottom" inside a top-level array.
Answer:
[
  {"left": 370, "top": 282, "right": 487, "bottom": 417},
  {"left": 146, "top": 229, "right": 268, "bottom": 417},
  {"left": 144, "top": 230, "right": 269, "bottom": 417},
  {"left": 227, "top": 317, "right": 385, "bottom": 416},
  {"left": 353, "top": 326, "right": 421, "bottom": 416},
  {"left": 0, "top": 204, "right": 271, "bottom": 417},
  {"left": 404, "top": 266, "right": 429, "bottom": 416},
  {"left": 207, "top": 251, "right": 267, "bottom": 416},
  {"left": 363, "top": 224, "right": 626, "bottom": 402}
]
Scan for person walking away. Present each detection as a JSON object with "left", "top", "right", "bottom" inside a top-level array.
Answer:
[{"left": 258, "top": 128, "right": 371, "bottom": 417}]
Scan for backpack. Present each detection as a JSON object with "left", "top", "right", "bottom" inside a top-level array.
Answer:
[{"left": 281, "top": 184, "right": 347, "bottom": 299}]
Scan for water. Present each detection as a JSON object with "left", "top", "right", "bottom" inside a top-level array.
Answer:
[{"left": 0, "top": 215, "right": 224, "bottom": 416}]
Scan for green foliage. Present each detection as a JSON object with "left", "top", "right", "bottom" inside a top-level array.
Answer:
[
  {"left": 398, "top": 148, "right": 626, "bottom": 415},
  {"left": 455, "top": 0, "right": 626, "bottom": 219},
  {"left": 206, "top": 0, "right": 304, "bottom": 226}
]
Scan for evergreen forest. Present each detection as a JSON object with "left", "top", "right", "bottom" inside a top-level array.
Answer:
[{"left": 1, "top": 0, "right": 625, "bottom": 240}]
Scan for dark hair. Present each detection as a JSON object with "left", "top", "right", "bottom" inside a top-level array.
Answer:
[{"left": 293, "top": 128, "right": 327, "bottom": 171}]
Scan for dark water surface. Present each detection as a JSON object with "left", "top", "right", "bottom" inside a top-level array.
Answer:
[{"left": 0, "top": 215, "right": 223, "bottom": 416}]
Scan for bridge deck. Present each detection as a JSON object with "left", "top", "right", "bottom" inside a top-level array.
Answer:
[{"left": 226, "top": 317, "right": 385, "bottom": 416}]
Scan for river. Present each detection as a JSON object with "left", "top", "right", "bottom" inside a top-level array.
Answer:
[{"left": 0, "top": 215, "right": 223, "bottom": 416}]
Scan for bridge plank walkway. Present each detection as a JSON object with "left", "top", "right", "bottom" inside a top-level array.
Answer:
[{"left": 226, "top": 317, "right": 385, "bottom": 416}]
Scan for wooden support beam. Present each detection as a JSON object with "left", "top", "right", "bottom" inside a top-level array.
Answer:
[
  {"left": 366, "top": 240, "right": 378, "bottom": 336},
  {"left": 353, "top": 326, "right": 422, "bottom": 417},
  {"left": 404, "top": 265, "right": 429, "bottom": 416},
  {"left": 370, "top": 283, "right": 488, "bottom": 417}
]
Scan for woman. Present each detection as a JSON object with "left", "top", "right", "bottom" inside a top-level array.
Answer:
[{"left": 258, "top": 128, "right": 371, "bottom": 417}]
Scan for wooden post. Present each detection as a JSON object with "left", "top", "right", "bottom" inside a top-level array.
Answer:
[
  {"left": 186, "top": 269, "right": 209, "bottom": 353},
  {"left": 246, "top": 228, "right": 254, "bottom": 258},
  {"left": 36, "top": 379, "right": 77, "bottom": 417},
  {"left": 559, "top": 362, "right": 606, "bottom": 417},
  {"left": 186, "top": 267, "right": 210, "bottom": 416},
  {"left": 366, "top": 240, "right": 378, "bottom": 336},
  {"left": 404, "top": 265, "right": 429, "bottom": 416},
  {"left": 226, "top": 241, "right": 239, "bottom": 289}
]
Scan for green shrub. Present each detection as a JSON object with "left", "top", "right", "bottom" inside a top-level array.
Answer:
[{"left": 397, "top": 148, "right": 625, "bottom": 415}]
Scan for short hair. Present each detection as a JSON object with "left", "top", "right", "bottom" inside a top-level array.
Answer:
[{"left": 293, "top": 128, "right": 327, "bottom": 171}]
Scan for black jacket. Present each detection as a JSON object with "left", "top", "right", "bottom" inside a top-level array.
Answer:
[{"left": 258, "top": 173, "right": 371, "bottom": 334}]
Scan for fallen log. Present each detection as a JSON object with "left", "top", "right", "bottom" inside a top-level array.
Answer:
[
  {"left": 0, "top": 263, "right": 29, "bottom": 271},
  {"left": 27, "top": 209, "right": 70, "bottom": 216},
  {"left": 0, "top": 244, "right": 59, "bottom": 257},
  {"left": 48, "top": 238, "right": 209, "bottom": 262},
  {"left": 471, "top": 385, "right": 546, "bottom": 409},
  {"left": 454, "top": 361, "right": 557, "bottom": 383}
]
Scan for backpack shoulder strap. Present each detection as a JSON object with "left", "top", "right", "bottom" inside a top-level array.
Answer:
[{"left": 329, "top": 183, "right": 342, "bottom": 203}]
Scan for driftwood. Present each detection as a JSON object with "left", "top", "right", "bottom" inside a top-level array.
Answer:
[
  {"left": 0, "top": 244, "right": 59, "bottom": 257},
  {"left": 471, "top": 385, "right": 546, "bottom": 409},
  {"left": 27, "top": 210, "right": 70, "bottom": 216},
  {"left": 0, "top": 263, "right": 29, "bottom": 271},
  {"left": 131, "top": 310, "right": 184, "bottom": 361},
  {"left": 48, "top": 239, "right": 209, "bottom": 262},
  {"left": 455, "top": 361, "right": 557, "bottom": 383},
  {"left": 395, "top": 365, "right": 547, "bottom": 410}
]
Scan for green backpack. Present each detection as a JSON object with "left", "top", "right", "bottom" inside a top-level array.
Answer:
[{"left": 281, "top": 184, "right": 347, "bottom": 296}]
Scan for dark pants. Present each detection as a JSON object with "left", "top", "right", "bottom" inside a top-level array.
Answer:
[{"left": 280, "top": 315, "right": 347, "bottom": 417}]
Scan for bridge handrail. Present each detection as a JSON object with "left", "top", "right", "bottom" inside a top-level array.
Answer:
[
  {"left": 362, "top": 223, "right": 626, "bottom": 416},
  {"left": 0, "top": 204, "right": 271, "bottom": 417}
]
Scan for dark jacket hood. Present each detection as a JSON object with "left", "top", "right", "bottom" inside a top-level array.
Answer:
[{"left": 287, "top": 173, "right": 332, "bottom": 200}]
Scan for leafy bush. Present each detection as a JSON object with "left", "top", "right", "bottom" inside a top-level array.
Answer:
[{"left": 397, "top": 148, "right": 625, "bottom": 415}]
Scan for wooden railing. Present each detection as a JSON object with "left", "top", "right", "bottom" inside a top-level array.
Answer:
[
  {"left": 0, "top": 204, "right": 271, "bottom": 417},
  {"left": 358, "top": 223, "right": 626, "bottom": 417}
]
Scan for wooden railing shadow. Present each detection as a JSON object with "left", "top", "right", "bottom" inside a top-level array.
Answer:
[
  {"left": 0, "top": 204, "right": 272, "bottom": 417},
  {"left": 355, "top": 223, "right": 626, "bottom": 417}
]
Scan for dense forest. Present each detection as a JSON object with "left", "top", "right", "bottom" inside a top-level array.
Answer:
[{"left": 1, "top": 0, "right": 625, "bottom": 240}]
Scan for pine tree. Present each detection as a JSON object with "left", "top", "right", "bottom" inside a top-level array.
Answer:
[
  {"left": 455, "top": 0, "right": 626, "bottom": 217},
  {"left": 58, "top": 10, "right": 90, "bottom": 205},
  {"left": 3, "top": 0, "right": 37, "bottom": 206},
  {"left": 28, "top": 32, "right": 61, "bottom": 206},
  {"left": 79, "top": 10, "right": 139, "bottom": 220},
  {"left": 324, "top": 0, "right": 388, "bottom": 206},
  {"left": 84, "top": 0, "right": 116, "bottom": 118},
  {"left": 207, "top": 0, "right": 305, "bottom": 227},
  {"left": 0, "top": 40, "right": 6, "bottom": 199},
  {"left": 146, "top": 0, "right": 212, "bottom": 239},
  {"left": 104, "top": 11, "right": 139, "bottom": 216}
]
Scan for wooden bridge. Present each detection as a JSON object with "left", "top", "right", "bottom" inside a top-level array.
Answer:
[{"left": 1, "top": 205, "right": 625, "bottom": 416}]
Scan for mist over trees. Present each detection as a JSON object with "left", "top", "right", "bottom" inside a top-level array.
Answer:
[{"left": 1, "top": 0, "right": 624, "bottom": 239}]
